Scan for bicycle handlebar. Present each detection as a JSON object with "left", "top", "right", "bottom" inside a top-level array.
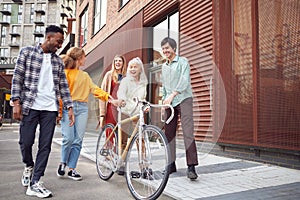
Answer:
[{"left": 133, "top": 98, "right": 174, "bottom": 124}]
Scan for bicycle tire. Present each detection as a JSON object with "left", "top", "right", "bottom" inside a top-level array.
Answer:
[
  {"left": 96, "top": 124, "right": 118, "bottom": 180},
  {"left": 125, "top": 125, "right": 170, "bottom": 200}
]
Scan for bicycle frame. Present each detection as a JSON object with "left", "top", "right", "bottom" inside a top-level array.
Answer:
[
  {"left": 102, "top": 100, "right": 174, "bottom": 171},
  {"left": 97, "top": 98, "right": 175, "bottom": 200}
]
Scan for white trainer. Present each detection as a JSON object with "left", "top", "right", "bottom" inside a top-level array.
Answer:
[
  {"left": 26, "top": 181, "right": 52, "bottom": 198},
  {"left": 21, "top": 166, "right": 33, "bottom": 187}
]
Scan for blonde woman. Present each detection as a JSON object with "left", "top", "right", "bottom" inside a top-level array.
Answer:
[
  {"left": 99, "top": 55, "right": 127, "bottom": 128},
  {"left": 98, "top": 55, "right": 126, "bottom": 175},
  {"left": 116, "top": 57, "right": 148, "bottom": 116},
  {"left": 57, "top": 47, "right": 112, "bottom": 181},
  {"left": 111, "top": 57, "right": 148, "bottom": 175}
]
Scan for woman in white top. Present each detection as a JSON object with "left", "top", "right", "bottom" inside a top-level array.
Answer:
[
  {"left": 112, "top": 57, "right": 148, "bottom": 175},
  {"left": 117, "top": 57, "right": 148, "bottom": 116}
]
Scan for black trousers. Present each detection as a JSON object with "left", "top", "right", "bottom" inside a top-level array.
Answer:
[
  {"left": 19, "top": 109, "right": 57, "bottom": 182},
  {"left": 165, "top": 97, "right": 199, "bottom": 166}
]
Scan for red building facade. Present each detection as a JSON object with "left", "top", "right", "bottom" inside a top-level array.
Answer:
[{"left": 76, "top": 0, "right": 300, "bottom": 167}]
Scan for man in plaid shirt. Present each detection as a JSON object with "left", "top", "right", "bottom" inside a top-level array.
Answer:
[{"left": 11, "top": 25, "right": 74, "bottom": 198}]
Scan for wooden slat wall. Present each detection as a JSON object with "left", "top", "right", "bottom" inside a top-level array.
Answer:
[
  {"left": 180, "top": 0, "right": 214, "bottom": 141},
  {"left": 143, "top": 0, "right": 178, "bottom": 25},
  {"left": 143, "top": 0, "right": 213, "bottom": 141}
]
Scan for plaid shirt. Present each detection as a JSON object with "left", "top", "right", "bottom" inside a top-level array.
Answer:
[{"left": 11, "top": 45, "right": 73, "bottom": 115}]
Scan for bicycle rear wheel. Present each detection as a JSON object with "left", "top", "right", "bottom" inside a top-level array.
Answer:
[
  {"left": 125, "top": 125, "right": 170, "bottom": 200},
  {"left": 96, "top": 124, "right": 118, "bottom": 180}
]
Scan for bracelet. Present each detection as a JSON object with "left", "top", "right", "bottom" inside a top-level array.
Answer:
[{"left": 100, "top": 115, "right": 105, "bottom": 117}]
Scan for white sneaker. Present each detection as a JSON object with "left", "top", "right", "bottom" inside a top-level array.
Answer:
[
  {"left": 21, "top": 166, "right": 33, "bottom": 187},
  {"left": 26, "top": 181, "right": 52, "bottom": 198}
]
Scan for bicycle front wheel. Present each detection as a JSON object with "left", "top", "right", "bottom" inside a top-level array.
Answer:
[
  {"left": 125, "top": 125, "right": 170, "bottom": 200},
  {"left": 96, "top": 124, "right": 118, "bottom": 180}
]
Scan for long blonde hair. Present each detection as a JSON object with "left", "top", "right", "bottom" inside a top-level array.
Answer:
[{"left": 111, "top": 55, "right": 127, "bottom": 82}]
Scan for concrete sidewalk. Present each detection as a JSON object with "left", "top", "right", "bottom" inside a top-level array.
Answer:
[{"left": 53, "top": 127, "right": 300, "bottom": 200}]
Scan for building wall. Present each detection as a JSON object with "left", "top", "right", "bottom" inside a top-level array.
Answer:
[
  {"left": 76, "top": 0, "right": 151, "bottom": 56},
  {"left": 76, "top": 0, "right": 215, "bottom": 141},
  {"left": 0, "top": 0, "right": 75, "bottom": 58},
  {"left": 77, "top": 0, "right": 300, "bottom": 156},
  {"left": 213, "top": 0, "right": 300, "bottom": 152}
]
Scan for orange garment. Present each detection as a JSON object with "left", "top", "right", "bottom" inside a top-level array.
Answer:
[{"left": 59, "top": 69, "right": 109, "bottom": 115}]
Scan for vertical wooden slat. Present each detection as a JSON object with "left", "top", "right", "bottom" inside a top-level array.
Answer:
[
  {"left": 251, "top": 0, "right": 259, "bottom": 145},
  {"left": 180, "top": 0, "right": 213, "bottom": 141}
]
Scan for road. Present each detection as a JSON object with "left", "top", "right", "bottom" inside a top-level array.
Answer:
[{"left": 0, "top": 123, "right": 173, "bottom": 200}]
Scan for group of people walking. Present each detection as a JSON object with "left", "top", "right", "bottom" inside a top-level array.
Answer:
[{"left": 11, "top": 25, "right": 198, "bottom": 198}]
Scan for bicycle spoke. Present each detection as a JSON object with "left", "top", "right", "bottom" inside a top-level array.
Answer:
[
  {"left": 125, "top": 125, "right": 170, "bottom": 200},
  {"left": 96, "top": 124, "right": 118, "bottom": 180}
]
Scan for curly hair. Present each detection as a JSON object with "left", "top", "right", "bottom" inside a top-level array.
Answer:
[{"left": 46, "top": 25, "right": 64, "bottom": 35}]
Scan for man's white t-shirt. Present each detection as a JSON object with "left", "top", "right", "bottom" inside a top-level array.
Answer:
[{"left": 31, "top": 53, "right": 57, "bottom": 111}]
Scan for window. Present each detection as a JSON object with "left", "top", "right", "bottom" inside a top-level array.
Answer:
[
  {"left": 28, "top": 4, "right": 35, "bottom": 23},
  {"left": 18, "top": 4, "right": 23, "bottom": 13},
  {"left": 1, "top": 26, "right": 7, "bottom": 37},
  {"left": 2, "top": 15, "right": 10, "bottom": 23},
  {"left": 3, "top": 4, "right": 11, "bottom": 12},
  {"left": 11, "top": 36, "right": 17, "bottom": 44},
  {"left": 148, "top": 11, "right": 179, "bottom": 108},
  {"left": 152, "top": 12, "right": 179, "bottom": 64},
  {"left": 11, "top": 26, "right": 18, "bottom": 34},
  {"left": 93, "top": 0, "right": 107, "bottom": 34},
  {"left": 1, "top": 26, "right": 7, "bottom": 46},
  {"left": 35, "top": 25, "right": 44, "bottom": 33},
  {"left": 0, "top": 48, "right": 9, "bottom": 57},
  {"left": 0, "top": 38, "right": 5, "bottom": 46},
  {"left": 35, "top": 37, "right": 43, "bottom": 45},
  {"left": 30, "top": 14, "right": 34, "bottom": 23},
  {"left": 80, "top": 7, "right": 88, "bottom": 47},
  {"left": 35, "top": 15, "right": 45, "bottom": 23},
  {"left": 18, "top": 14, "right": 22, "bottom": 24},
  {"left": 40, "top": 3, "right": 46, "bottom": 11},
  {"left": 30, "top": 3, "right": 35, "bottom": 13},
  {"left": 120, "top": 0, "right": 129, "bottom": 8}
]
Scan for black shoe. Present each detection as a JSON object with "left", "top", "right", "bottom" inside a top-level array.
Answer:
[
  {"left": 187, "top": 165, "right": 198, "bottom": 180},
  {"left": 130, "top": 171, "right": 141, "bottom": 178},
  {"left": 142, "top": 168, "right": 153, "bottom": 180},
  {"left": 163, "top": 162, "right": 177, "bottom": 175},
  {"left": 57, "top": 163, "right": 66, "bottom": 177},
  {"left": 117, "top": 166, "right": 125, "bottom": 176},
  {"left": 68, "top": 170, "right": 82, "bottom": 181},
  {"left": 169, "top": 162, "right": 177, "bottom": 174}
]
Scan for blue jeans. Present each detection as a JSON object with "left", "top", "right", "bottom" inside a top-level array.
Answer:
[{"left": 60, "top": 101, "right": 88, "bottom": 169}]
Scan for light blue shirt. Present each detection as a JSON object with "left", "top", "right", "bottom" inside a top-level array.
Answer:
[{"left": 161, "top": 55, "right": 193, "bottom": 107}]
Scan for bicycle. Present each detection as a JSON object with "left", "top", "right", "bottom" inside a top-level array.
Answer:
[{"left": 96, "top": 98, "right": 174, "bottom": 200}]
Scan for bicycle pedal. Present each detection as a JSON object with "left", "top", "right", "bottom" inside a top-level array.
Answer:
[
  {"left": 130, "top": 171, "right": 141, "bottom": 178},
  {"left": 100, "top": 149, "right": 109, "bottom": 156}
]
